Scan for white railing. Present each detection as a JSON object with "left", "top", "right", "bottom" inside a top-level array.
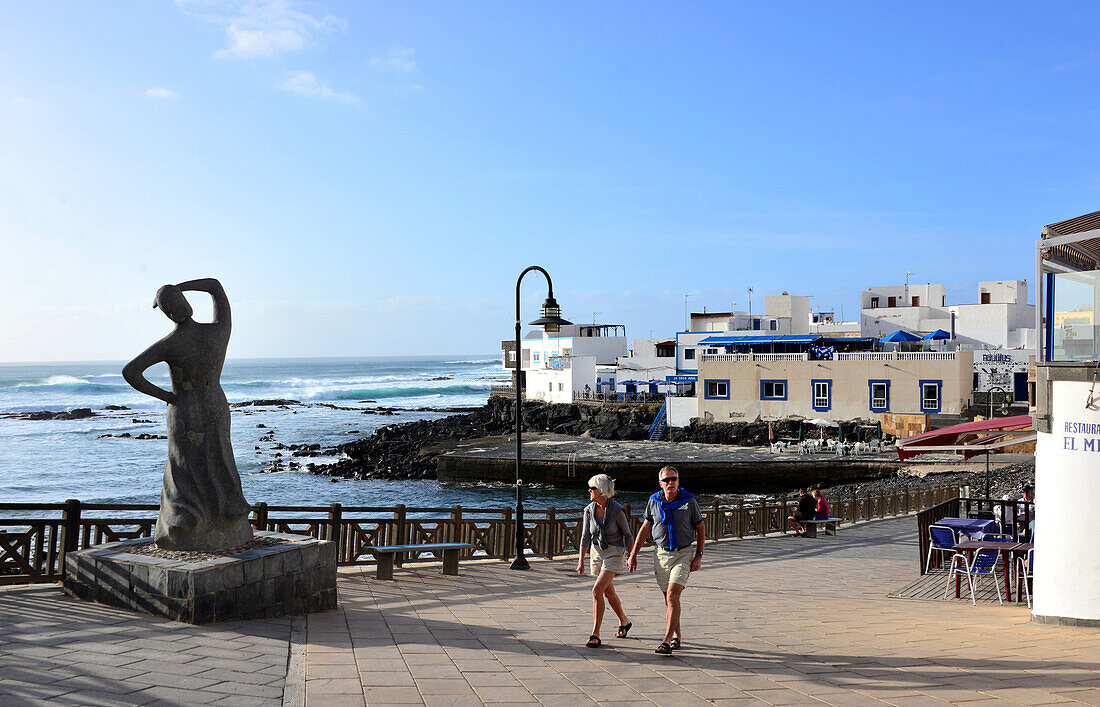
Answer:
[
  {"left": 897, "top": 352, "right": 957, "bottom": 361},
  {"left": 754, "top": 353, "right": 809, "bottom": 361},
  {"left": 700, "top": 353, "right": 751, "bottom": 362},
  {"left": 835, "top": 352, "right": 893, "bottom": 361}
]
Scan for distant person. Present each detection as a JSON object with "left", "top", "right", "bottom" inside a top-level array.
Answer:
[
  {"left": 626, "top": 466, "right": 705, "bottom": 655},
  {"left": 1017, "top": 484, "right": 1035, "bottom": 541},
  {"left": 812, "top": 488, "right": 830, "bottom": 520},
  {"left": 584, "top": 384, "right": 591, "bottom": 400},
  {"left": 788, "top": 488, "right": 817, "bottom": 536},
  {"left": 577, "top": 474, "right": 633, "bottom": 648}
]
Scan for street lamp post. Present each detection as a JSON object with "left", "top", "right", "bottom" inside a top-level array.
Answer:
[
  {"left": 984, "top": 385, "right": 1011, "bottom": 502},
  {"left": 511, "top": 266, "right": 571, "bottom": 570}
]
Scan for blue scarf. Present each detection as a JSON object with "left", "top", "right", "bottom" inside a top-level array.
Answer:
[{"left": 650, "top": 488, "right": 696, "bottom": 550}]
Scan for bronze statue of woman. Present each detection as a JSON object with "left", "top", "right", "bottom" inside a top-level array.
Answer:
[{"left": 123, "top": 278, "right": 254, "bottom": 551}]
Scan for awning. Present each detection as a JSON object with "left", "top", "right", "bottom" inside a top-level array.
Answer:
[
  {"left": 807, "top": 418, "right": 838, "bottom": 427},
  {"left": 922, "top": 329, "right": 952, "bottom": 340},
  {"left": 895, "top": 415, "right": 1035, "bottom": 461},
  {"left": 880, "top": 330, "right": 921, "bottom": 343},
  {"left": 697, "top": 335, "right": 822, "bottom": 345}
]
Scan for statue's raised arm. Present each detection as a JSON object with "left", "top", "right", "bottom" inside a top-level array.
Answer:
[{"left": 176, "top": 278, "right": 231, "bottom": 330}]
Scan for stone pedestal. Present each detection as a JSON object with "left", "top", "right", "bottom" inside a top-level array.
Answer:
[{"left": 63, "top": 531, "right": 337, "bottom": 624}]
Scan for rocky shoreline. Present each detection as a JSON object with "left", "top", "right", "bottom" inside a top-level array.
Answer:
[{"left": 316, "top": 397, "right": 896, "bottom": 483}]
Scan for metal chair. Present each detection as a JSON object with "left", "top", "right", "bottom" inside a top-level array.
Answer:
[
  {"left": 945, "top": 549, "right": 1003, "bottom": 605},
  {"left": 1017, "top": 548, "right": 1035, "bottom": 609},
  {"left": 926, "top": 525, "right": 958, "bottom": 574},
  {"left": 967, "top": 510, "right": 996, "bottom": 521}
]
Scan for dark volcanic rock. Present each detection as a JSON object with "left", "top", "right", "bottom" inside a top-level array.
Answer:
[
  {"left": 230, "top": 399, "right": 302, "bottom": 408},
  {"left": 12, "top": 408, "right": 96, "bottom": 421},
  {"left": 314, "top": 397, "right": 661, "bottom": 482},
  {"left": 103, "top": 405, "right": 130, "bottom": 410}
]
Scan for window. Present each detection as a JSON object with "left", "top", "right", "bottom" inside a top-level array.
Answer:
[
  {"left": 981, "top": 292, "right": 991, "bottom": 304},
  {"left": 912, "top": 296, "right": 920, "bottom": 306},
  {"left": 684, "top": 348, "right": 696, "bottom": 360},
  {"left": 704, "top": 379, "right": 729, "bottom": 399},
  {"left": 760, "top": 380, "right": 787, "bottom": 400},
  {"left": 705, "top": 348, "right": 720, "bottom": 355},
  {"left": 656, "top": 343, "right": 675, "bottom": 358},
  {"left": 887, "top": 296, "right": 897, "bottom": 307},
  {"left": 769, "top": 320, "right": 777, "bottom": 331},
  {"left": 920, "top": 380, "right": 942, "bottom": 412},
  {"left": 812, "top": 379, "right": 831, "bottom": 411},
  {"left": 753, "top": 319, "right": 761, "bottom": 330},
  {"left": 548, "top": 382, "right": 553, "bottom": 392},
  {"left": 558, "top": 383, "right": 563, "bottom": 391},
  {"left": 507, "top": 351, "right": 516, "bottom": 362},
  {"left": 870, "top": 296, "right": 879, "bottom": 308},
  {"left": 869, "top": 380, "right": 890, "bottom": 412},
  {"left": 533, "top": 352, "right": 540, "bottom": 362}
]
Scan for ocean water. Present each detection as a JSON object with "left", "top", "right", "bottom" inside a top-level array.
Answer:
[{"left": 0, "top": 356, "right": 628, "bottom": 512}]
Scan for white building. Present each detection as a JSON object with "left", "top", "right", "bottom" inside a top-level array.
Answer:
[
  {"left": 861, "top": 280, "right": 1036, "bottom": 397},
  {"left": 502, "top": 324, "right": 628, "bottom": 404},
  {"left": 613, "top": 338, "right": 677, "bottom": 396},
  {"left": 1033, "top": 209, "right": 1100, "bottom": 625}
]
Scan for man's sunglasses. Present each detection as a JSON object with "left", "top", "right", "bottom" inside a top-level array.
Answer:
[
  {"left": 588, "top": 487, "right": 598, "bottom": 491},
  {"left": 660, "top": 476, "right": 678, "bottom": 483}
]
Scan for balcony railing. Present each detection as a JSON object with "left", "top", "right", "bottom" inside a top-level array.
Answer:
[{"left": 700, "top": 353, "right": 808, "bottom": 362}]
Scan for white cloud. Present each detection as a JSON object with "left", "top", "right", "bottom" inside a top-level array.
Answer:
[
  {"left": 144, "top": 88, "right": 180, "bottom": 100},
  {"left": 369, "top": 47, "right": 418, "bottom": 76},
  {"left": 177, "top": 0, "right": 346, "bottom": 60},
  {"left": 278, "top": 70, "right": 360, "bottom": 105}
]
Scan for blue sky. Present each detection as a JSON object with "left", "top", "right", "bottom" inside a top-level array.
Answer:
[{"left": 2, "top": 1, "right": 1098, "bottom": 361}]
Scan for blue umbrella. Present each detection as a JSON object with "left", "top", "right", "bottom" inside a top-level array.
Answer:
[
  {"left": 922, "top": 329, "right": 951, "bottom": 340},
  {"left": 880, "top": 329, "right": 921, "bottom": 343}
]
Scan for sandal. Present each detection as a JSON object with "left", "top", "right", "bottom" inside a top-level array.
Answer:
[
  {"left": 585, "top": 635, "right": 602, "bottom": 648},
  {"left": 616, "top": 622, "right": 632, "bottom": 639},
  {"left": 670, "top": 637, "right": 681, "bottom": 650},
  {"left": 654, "top": 642, "right": 673, "bottom": 655}
]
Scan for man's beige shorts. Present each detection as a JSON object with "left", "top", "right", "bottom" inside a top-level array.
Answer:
[
  {"left": 589, "top": 544, "right": 626, "bottom": 576},
  {"left": 654, "top": 545, "right": 694, "bottom": 590}
]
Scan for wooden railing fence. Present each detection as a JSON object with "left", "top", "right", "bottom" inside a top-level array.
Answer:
[{"left": 1, "top": 484, "right": 959, "bottom": 586}]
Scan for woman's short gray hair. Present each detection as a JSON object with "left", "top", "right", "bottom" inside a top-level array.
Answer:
[{"left": 588, "top": 474, "right": 615, "bottom": 499}]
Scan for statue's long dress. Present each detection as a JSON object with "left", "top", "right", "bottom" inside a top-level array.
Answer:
[{"left": 155, "top": 321, "right": 253, "bottom": 550}]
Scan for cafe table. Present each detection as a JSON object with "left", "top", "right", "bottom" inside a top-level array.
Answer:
[
  {"left": 932, "top": 517, "right": 1000, "bottom": 539},
  {"left": 952, "top": 540, "right": 1033, "bottom": 603}
]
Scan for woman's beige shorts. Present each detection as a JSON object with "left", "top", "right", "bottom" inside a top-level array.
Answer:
[
  {"left": 589, "top": 544, "right": 626, "bottom": 576},
  {"left": 654, "top": 545, "right": 694, "bottom": 590}
]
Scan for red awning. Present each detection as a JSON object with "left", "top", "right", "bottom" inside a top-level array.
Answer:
[{"left": 896, "top": 414, "right": 1035, "bottom": 461}]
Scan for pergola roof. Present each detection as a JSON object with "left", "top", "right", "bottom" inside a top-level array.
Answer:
[{"left": 1043, "top": 210, "right": 1100, "bottom": 271}]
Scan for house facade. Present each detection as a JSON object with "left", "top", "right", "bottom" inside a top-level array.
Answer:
[
  {"left": 696, "top": 350, "right": 973, "bottom": 422},
  {"left": 501, "top": 324, "right": 628, "bottom": 404}
]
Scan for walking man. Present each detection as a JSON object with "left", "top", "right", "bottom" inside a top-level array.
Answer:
[{"left": 626, "top": 466, "right": 705, "bottom": 655}]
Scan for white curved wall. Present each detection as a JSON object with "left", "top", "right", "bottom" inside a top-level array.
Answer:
[{"left": 1033, "top": 380, "right": 1100, "bottom": 622}]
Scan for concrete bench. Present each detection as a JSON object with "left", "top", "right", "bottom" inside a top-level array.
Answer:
[
  {"left": 367, "top": 542, "right": 473, "bottom": 580},
  {"left": 801, "top": 519, "right": 841, "bottom": 538}
]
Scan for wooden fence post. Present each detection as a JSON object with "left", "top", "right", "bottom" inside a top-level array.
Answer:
[
  {"left": 328, "top": 503, "right": 342, "bottom": 551},
  {"left": 865, "top": 492, "right": 872, "bottom": 521},
  {"left": 547, "top": 508, "right": 556, "bottom": 560},
  {"left": 712, "top": 501, "right": 720, "bottom": 539},
  {"left": 503, "top": 507, "right": 513, "bottom": 560},
  {"left": 394, "top": 504, "right": 406, "bottom": 566},
  {"left": 737, "top": 501, "right": 745, "bottom": 538},
  {"left": 451, "top": 504, "right": 462, "bottom": 544},
  {"left": 254, "top": 502, "right": 268, "bottom": 531},
  {"left": 60, "top": 498, "right": 81, "bottom": 577},
  {"left": 760, "top": 498, "right": 768, "bottom": 537}
]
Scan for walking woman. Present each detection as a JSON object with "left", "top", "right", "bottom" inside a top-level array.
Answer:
[{"left": 577, "top": 474, "right": 634, "bottom": 648}]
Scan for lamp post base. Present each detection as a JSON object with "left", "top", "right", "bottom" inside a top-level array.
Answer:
[{"left": 509, "top": 555, "right": 530, "bottom": 570}]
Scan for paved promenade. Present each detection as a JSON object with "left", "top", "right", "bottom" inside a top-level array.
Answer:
[{"left": 2, "top": 516, "right": 1098, "bottom": 706}]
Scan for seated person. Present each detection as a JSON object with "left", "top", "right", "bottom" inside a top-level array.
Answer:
[
  {"left": 812, "top": 488, "right": 830, "bottom": 520},
  {"left": 788, "top": 488, "right": 817, "bottom": 535},
  {"left": 1016, "top": 484, "right": 1035, "bottom": 542}
]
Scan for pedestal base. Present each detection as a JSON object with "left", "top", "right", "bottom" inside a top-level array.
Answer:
[{"left": 63, "top": 531, "right": 337, "bottom": 624}]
